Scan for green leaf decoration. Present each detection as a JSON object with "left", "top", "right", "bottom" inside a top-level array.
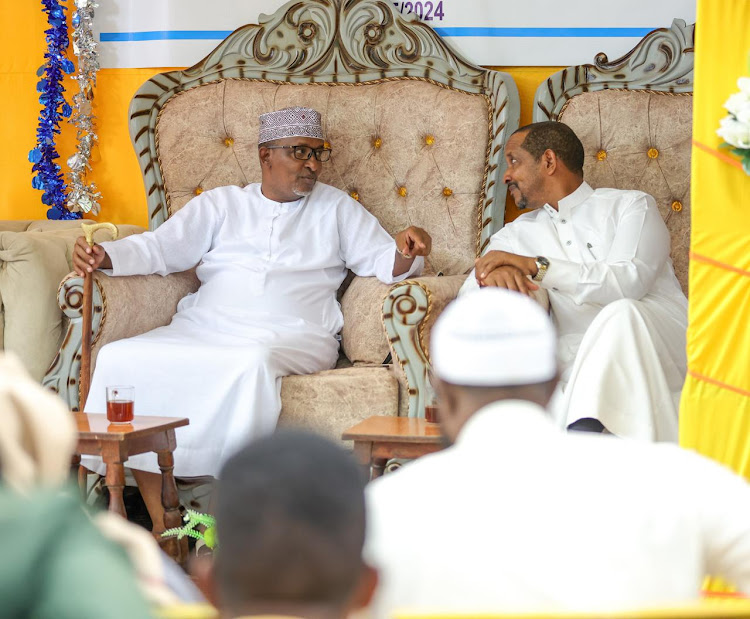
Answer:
[{"left": 161, "top": 509, "right": 218, "bottom": 549}]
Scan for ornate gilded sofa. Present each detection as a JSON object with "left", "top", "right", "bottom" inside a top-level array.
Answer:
[
  {"left": 43, "top": 0, "right": 520, "bottom": 440},
  {"left": 534, "top": 19, "right": 694, "bottom": 295}
]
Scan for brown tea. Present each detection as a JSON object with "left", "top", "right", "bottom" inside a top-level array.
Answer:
[
  {"left": 107, "top": 399, "right": 134, "bottom": 423},
  {"left": 424, "top": 405, "right": 439, "bottom": 424}
]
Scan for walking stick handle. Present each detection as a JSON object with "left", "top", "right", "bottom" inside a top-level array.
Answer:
[
  {"left": 79, "top": 222, "right": 119, "bottom": 412},
  {"left": 82, "top": 221, "right": 119, "bottom": 247}
]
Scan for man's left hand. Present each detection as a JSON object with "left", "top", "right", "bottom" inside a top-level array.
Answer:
[
  {"left": 475, "top": 250, "right": 536, "bottom": 285},
  {"left": 395, "top": 226, "right": 432, "bottom": 258}
]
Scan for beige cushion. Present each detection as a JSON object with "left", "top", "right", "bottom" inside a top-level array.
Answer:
[
  {"left": 156, "top": 80, "right": 491, "bottom": 278},
  {"left": 558, "top": 90, "right": 692, "bottom": 294},
  {"left": 278, "top": 365, "right": 399, "bottom": 443},
  {"left": 340, "top": 277, "right": 392, "bottom": 364},
  {"left": 0, "top": 221, "right": 144, "bottom": 381}
]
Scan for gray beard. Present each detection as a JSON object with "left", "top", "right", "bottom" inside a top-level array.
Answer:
[{"left": 292, "top": 187, "right": 313, "bottom": 197}]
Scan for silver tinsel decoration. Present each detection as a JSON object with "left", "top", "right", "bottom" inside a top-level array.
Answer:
[{"left": 67, "top": 0, "right": 101, "bottom": 215}]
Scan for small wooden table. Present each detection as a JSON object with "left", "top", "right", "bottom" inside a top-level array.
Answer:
[
  {"left": 75, "top": 413, "right": 189, "bottom": 563},
  {"left": 342, "top": 416, "right": 445, "bottom": 479}
]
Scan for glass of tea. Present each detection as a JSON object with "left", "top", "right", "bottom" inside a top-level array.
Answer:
[
  {"left": 106, "top": 385, "right": 135, "bottom": 424},
  {"left": 423, "top": 365, "right": 440, "bottom": 424}
]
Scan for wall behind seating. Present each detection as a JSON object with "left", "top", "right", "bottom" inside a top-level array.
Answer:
[{"left": 1, "top": 3, "right": 559, "bottom": 226}]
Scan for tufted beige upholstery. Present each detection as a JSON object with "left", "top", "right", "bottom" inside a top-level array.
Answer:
[
  {"left": 157, "top": 80, "right": 490, "bottom": 278},
  {"left": 559, "top": 90, "right": 692, "bottom": 294}
]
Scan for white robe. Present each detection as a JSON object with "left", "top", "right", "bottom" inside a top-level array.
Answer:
[
  {"left": 364, "top": 401, "right": 750, "bottom": 617},
  {"left": 460, "top": 182, "right": 687, "bottom": 441},
  {"left": 83, "top": 182, "right": 422, "bottom": 477}
]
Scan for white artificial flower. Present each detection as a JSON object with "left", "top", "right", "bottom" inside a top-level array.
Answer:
[
  {"left": 738, "top": 77, "right": 750, "bottom": 95},
  {"left": 724, "top": 91, "right": 750, "bottom": 123},
  {"left": 717, "top": 116, "right": 750, "bottom": 149}
]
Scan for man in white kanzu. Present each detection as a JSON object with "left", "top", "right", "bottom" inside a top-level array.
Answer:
[
  {"left": 364, "top": 289, "right": 750, "bottom": 617},
  {"left": 72, "top": 107, "right": 431, "bottom": 531},
  {"left": 460, "top": 121, "right": 687, "bottom": 440}
]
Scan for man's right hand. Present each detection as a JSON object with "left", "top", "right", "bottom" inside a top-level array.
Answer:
[
  {"left": 478, "top": 265, "right": 539, "bottom": 297},
  {"left": 72, "top": 236, "right": 112, "bottom": 276}
]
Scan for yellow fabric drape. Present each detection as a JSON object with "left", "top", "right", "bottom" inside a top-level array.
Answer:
[
  {"left": 0, "top": 2, "right": 558, "bottom": 226},
  {"left": 680, "top": 0, "right": 750, "bottom": 463},
  {"left": 680, "top": 0, "right": 750, "bottom": 591}
]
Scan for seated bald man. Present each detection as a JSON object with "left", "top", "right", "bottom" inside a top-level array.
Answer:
[
  {"left": 71, "top": 106, "right": 432, "bottom": 532},
  {"left": 461, "top": 121, "right": 687, "bottom": 440},
  {"left": 364, "top": 289, "right": 750, "bottom": 617}
]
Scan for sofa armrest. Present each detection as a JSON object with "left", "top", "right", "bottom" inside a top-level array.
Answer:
[
  {"left": 382, "top": 274, "right": 467, "bottom": 418},
  {"left": 43, "top": 270, "right": 200, "bottom": 410}
]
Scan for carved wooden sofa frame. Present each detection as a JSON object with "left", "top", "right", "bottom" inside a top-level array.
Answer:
[{"left": 43, "top": 0, "right": 520, "bottom": 434}]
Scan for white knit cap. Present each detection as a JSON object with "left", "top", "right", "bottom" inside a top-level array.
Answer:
[
  {"left": 258, "top": 106, "right": 324, "bottom": 144},
  {"left": 431, "top": 288, "right": 557, "bottom": 386}
]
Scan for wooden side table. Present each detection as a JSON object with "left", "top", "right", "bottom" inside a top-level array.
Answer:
[
  {"left": 342, "top": 416, "right": 445, "bottom": 479},
  {"left": 75, "top": 413, "right": 189, "bottom": 563}
]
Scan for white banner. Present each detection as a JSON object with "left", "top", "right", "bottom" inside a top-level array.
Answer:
[{"left": 95, "top": 0, "right": 696, "bottom": 69}]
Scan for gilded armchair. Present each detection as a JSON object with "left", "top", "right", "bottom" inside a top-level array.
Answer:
[{"left": 43, "top": 0, "right": 520, "bottom": 438}]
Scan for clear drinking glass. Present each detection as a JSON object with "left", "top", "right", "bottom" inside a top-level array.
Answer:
[{"left": 106, "top": 385, "right": 134, "bottom": 424}]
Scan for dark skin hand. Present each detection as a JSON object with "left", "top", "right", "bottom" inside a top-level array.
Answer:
[
  {"left": 72, "top": 236, "right": 112, "bottom": 276},
  {"left": 479, "top": 265, "right": 539, "bottom": 296},
  {"left": 393, "top": 226, "right": 432, "bottom": 276},
  {"left": 475, "top": 250, "right": 540, "bottom": 295}
]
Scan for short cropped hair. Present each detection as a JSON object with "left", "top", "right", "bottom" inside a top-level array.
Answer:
[
  {"left": 216, "top": 431, "right": 367, "bottom": 611},
  {"left": 514, "top": 121, "right": 585, "bottom": 176}
]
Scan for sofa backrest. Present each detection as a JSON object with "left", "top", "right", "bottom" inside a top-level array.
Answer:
[
  {"left": 129, "top": 0, "right": 520, "bottom": 277},
  {"left": 533, "top": 19, "right": 694, "bottom": 294}
]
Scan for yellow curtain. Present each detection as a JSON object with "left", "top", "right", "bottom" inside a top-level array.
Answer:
[
  {"left": 680, "top": 0, "right": 750, "bottom": 590},
  {"left": 680, "top": 0, "right": 750, "bottom": 464}
]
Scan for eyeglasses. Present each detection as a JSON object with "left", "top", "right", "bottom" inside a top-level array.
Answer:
[{"left": 265, "top": 145, "right": 332, "bottom": 162}]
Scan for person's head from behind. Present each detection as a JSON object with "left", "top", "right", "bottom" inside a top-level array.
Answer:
[
  {"left": 257, "top": 106, "right": 331, "bottom": 203},
  {"left": 215, "top": 430, "right": 376, "bottom": 619},
  {"left": 503, "top": 121, "right": 585, "bottom": 211},
  {"left": 431, "top": 288, "right": 558, "bottom": 443}
]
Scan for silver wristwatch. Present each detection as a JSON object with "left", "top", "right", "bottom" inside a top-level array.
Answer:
[{"left": 533, "top": 256, "right": 550, "bottom": 282}]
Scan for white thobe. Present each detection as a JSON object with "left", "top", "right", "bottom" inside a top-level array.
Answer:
[
  {"left": 365, "top": 401, "right": 750, "bottom": 618},
  {"left": 460, "top": 182, "right": 687, "bottom": 440},
  {"left": 83, "top": 182, "right": 422, "bottom": 477}
]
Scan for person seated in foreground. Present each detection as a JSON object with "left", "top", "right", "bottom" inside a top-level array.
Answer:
[
  {"left": 0, "top": 352, "right": 153, "bottom": 618},
  {"left": 460, "top": 121, "right": 687, "bottom": 440},
  {"left": 207, "top": 430, "right": 377, "bottom": 619},
  {"left": 71, "top": 106, "right": 432, "bottom": 532},
  {"left": 364, "top": 288, "right": 750, "bottom": 618}
]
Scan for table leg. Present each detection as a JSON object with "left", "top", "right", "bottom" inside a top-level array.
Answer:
[
  {"left": 158, "top": 448, "right": 188, "bottom": 564},
  {"left": 105, "top": 459, "right": 127, "bottom": 518},
  {"left": 371, "top": 457, "right": 387, "bottom": 479}
]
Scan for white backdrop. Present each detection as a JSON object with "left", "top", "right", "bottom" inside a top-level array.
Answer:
[{"left": 96, "top": 0, "right": 696, "bottom": 69}]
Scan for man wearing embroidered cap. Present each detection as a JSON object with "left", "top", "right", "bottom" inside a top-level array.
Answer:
[
  {"left": 72, "top": 106, "right": 431, "bottom": 531},
  {"left": 364, "top": 288, "right": 750, "bottom": 618},
  {"left": 460, "top": 121, "right": 687, "bottom": 442}
]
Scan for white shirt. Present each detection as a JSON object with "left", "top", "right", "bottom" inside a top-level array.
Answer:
[
  {"left": 103, "top": 181, "right": 423, "bottom": 335},
  {"left": 460, "top": 182, "right": 687, "bottom": 343},
  {"left": 365, "top": 401, "right": 750, "bottom": 617}
]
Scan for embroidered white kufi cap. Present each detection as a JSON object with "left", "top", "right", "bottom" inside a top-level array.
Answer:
[
  {"left": 258, "top": 106, "right": 324, "bottom": 144},
  {"left": 431, "top": 288, "right": 557, "bottom": 386}
]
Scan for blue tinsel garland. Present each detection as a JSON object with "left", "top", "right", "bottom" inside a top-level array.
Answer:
[{"left": 29, "top": 0, "right": 80, "bottom": 220}]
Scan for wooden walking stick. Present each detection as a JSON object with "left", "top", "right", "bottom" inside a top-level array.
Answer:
[{"left": 79, "top": 222, "right": 119, "bottom": 412}]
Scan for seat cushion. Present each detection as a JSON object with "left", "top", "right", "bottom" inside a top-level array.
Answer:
[
  {"left": 278, "top": 365, "right": 399, "bottom": 444},
  {"left": 340, "top": 276, "right": 392, "bottom": 364},
  {"left": 0, "top": 222, "right": 144, "bottom": 381}
]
